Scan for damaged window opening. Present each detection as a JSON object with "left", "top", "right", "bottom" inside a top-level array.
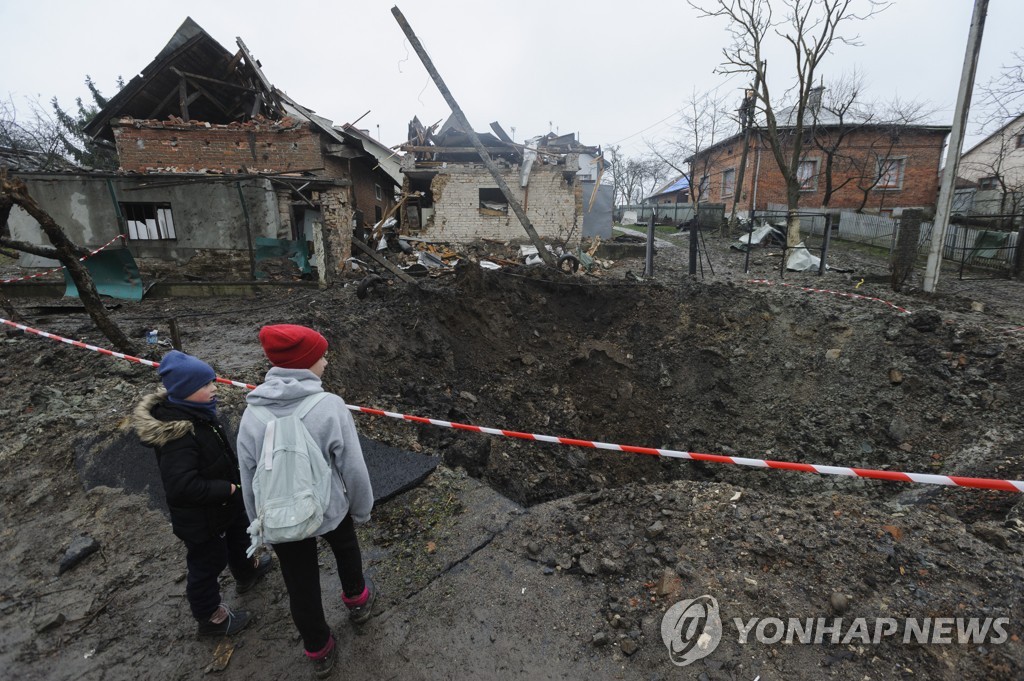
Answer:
[
  {"left": 479, "top": 188, "right": 508, "bottom": 215},
  {"left": 121, "top": 203, "right": 176, "bottom": 240},
  {"left": 374, "top": 183, "right": 383, "bottom": 201}
]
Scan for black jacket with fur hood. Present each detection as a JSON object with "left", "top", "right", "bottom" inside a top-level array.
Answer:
[{"left": 131, "top": 389, "right": 245, "bottom": 543}]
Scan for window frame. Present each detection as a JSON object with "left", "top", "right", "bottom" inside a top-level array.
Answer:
[
  {"left": 374, "top": 183, "right": 383, "bottom": 201},
  {"left": 478, "top": 188, "right": 509, "bottom": 215},
  {"left": 120, "top": 202, "right": 176, "bottom": 241},
  {"left": 874, "top": 157, "right": 907, "bottom": 191},
  {"left": 721, "top": 167, "right": 737, "bottom": 198},
  {"left": 796, "top": 158, "right": 820, "bottom": 192},
  {"left": 978, "top": 176, "right": 1000, "bottom": 191}
]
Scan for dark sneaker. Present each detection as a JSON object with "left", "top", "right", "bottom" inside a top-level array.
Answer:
[
  {"left": 235, "top": 553, "right": 273, "bottom": 595},
  {"left": 196, "top": 604, "right": 252, "bottom": 637},
  {"left": 306, "top": 634, "right": 336, "bottom": 679},
  {"left": 344, "top": 574, "right": 377, "bottom": 625}
]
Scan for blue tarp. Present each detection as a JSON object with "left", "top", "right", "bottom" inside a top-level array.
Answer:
[{"left": 63, "top": 248, "right": 144, "bottom": 301}]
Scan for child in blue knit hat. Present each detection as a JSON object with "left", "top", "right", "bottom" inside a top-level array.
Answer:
[{"left": 131, "top": 350, "right": 273, "bottom": 637}]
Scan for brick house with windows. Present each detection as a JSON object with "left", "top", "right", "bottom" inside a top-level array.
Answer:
[{"left": 688, "top": 107, "right": 950, "bottom": 217}]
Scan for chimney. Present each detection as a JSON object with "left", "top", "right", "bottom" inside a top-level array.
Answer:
[{"left": 808, "top": 86, "right": 825, "bottom": 114}]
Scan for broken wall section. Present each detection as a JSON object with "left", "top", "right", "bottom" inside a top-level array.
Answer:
[
  {"left": 417, "top": 164, "right": 578, "bottom": 243},
  {"left": 112, "top": 118, "right": 325, "bottom": 175}
]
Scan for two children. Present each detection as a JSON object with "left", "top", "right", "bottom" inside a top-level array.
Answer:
[{"left": 134, "top": 326, "right": 374, "bottom": 679}]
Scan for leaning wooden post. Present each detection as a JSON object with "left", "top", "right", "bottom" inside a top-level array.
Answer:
[{"left": 391, "top": 5, "right": 556, "bottom": 267}]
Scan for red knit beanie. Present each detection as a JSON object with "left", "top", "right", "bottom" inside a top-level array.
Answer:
[{"left": 259, "top": 324, "right": 328, "bottom": 369}]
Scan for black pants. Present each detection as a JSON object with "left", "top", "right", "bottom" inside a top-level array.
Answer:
[
  {"left": 182, "top": 510, "right": 256, "bottom": 621},
  {"left": 272, "top": 514, "right": 365, "bottom": 652}
]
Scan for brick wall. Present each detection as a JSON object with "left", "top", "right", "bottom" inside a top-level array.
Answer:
[
  {"left": 112, "top": 119, "right": 326, "bottom": 174},
  {"left": 416, "top": 164, "right": 577, "bottom": 243},
  {"left": 348, "top": 157, "right": 395, "bottom": 228},
  {"left": 694, "top": 128, "right": 947, "bottom": 213}
]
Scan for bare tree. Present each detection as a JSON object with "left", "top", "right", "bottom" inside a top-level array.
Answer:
[
  {"left": 1, "top": 172, "right": 136, "bottom": 353},
  {"left": 0, "top": 96, "right": 75, "bottom": 171},
  {"left": 968, "top": 51, "right": 1024, "bottom": 223},
  {"left": 691, "top": 0, "right": 890, "bottom": 259},
  {"left": 609, "top": 152, "right": 670, "bottom": 207},
  {"left": 648, "top": 88, "right": 736, "bottom": 222}
]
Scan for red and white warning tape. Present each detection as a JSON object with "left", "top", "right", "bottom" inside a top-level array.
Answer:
[
  {"left": 3, "top": 316, "right": 1021, "bottom": 493},
  {"left": 0, "top": 318, "right": 255, "bottom": 390},
  {"left": 1, "top": 234, "right": 127, "bottom": 284},
  {"left": 749, "top": 279, "right": 912, "bottom": 315}
]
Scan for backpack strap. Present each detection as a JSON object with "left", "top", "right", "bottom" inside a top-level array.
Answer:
[
  {"left": 293, "top": 392, "right": 330, "bottom": 420},
  {"left": 248, "top": 404, "right": 274, "bottom": 424}
]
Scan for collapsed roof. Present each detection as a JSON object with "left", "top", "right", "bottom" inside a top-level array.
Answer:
[
  {"left": 401, "top": 115, "right": 600, "bottom": 165},
  {"left": 83, "top": 17, "right": 400, "bottom": 185}
]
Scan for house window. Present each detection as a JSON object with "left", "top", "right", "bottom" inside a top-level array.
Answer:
[
  {"left": 797, "top": 159, "right": 819, "bottom": 191},
  {"left": 479, "top": 188, "right": 508, "bottom": 215},
  {"left": 721, "top": 168, "right": 736, "bottom": 197},
  {"left": 374, "top": 183, "right": 383, "bottom": 201},
  {"left": 121, "top": 203, "right": 176, "bottom": 240},
  {"left": 875, "top": 157, "right": 906, "bottom": 190},
  {"left": 1017, "top": 133, "right": 1024, "bottom": 149},
  {"left": 978, "top": 176, "right": 999, "bottom": 190},
  {"left": 698, "top": 175, "right": 710, "bottom": 198}
]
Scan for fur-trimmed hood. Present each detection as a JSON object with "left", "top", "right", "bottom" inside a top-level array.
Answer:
[{"left": 131, "top": 388, "right": 194, "bottom": 447}]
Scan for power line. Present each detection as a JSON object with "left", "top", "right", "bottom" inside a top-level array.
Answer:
[{"left": 607, "top": 73, "right": 744, "bottom": 148}]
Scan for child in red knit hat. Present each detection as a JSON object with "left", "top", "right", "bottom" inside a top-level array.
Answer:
[{"left": 236, "top": 325, "right": 376, "bottom": 679}]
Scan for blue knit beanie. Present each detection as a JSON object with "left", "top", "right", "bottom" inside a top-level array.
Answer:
[{"left": 158, "top": 350, "right": 216, "bottom": 401}]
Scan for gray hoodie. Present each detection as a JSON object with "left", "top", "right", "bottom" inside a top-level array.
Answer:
[{"left": 236, "top": 367, "right": 373, "bottom": 533}]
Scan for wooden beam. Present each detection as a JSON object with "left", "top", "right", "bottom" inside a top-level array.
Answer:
[
  {"left": 171, "top": 68, "right": 233, "bottom": 117},
  {"left": 172, "top": 68, "right": 257, "bottom": 93},
  {"left": 178, "top": 78, "right": 190, "bottom": 122},
  {"left": 489, "top": 122, "right": 514, "bottom": 143},
  {"left": 147, "top": 88, "right": 179, "bottom": 120},
  {"left": 401, "top": 145, "right": 518, "bottom": 154},
  {"left": 351, "top": 239, "right": 418, "bottom": 284}
]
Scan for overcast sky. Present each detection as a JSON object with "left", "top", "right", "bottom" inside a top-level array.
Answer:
[{"left": 1, "top": 0, "right": 1020, "bottom": 159}]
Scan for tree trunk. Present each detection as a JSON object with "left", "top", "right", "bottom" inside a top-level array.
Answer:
[{"left": 1, "top": 176, "right": 136, "bottom": 353}]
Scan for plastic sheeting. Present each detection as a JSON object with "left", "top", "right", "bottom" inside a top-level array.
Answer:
[
  {"left": 786, "top": 242, "right": 826, "bottom": 271},
  {"left": 62, "top": 248, "right": 144, "bottom": 301}
]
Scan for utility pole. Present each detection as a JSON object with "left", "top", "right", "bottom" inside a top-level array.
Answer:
[
  {"left": 923, "top": 0, "right": 989, "bottom": 293},
  {"left": 391, "top": 6, "right": 556, "bottom": 266}
]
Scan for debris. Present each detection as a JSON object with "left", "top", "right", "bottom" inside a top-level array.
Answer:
[
  {"left": 204, "top": 641, "right": 235, "bottom": 674},
  {"left": 731, "top": 223, "right": 784, "bottom": 251},
  {"left": 59, "top": 535, "right": 100, "bottom": 575},
  {"left": 34, "top": 612, "right": 66, "bottom": 633}
]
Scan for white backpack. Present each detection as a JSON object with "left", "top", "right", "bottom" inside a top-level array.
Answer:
[{"left": 245, "top": 393, "right": 331, "bottom": 556}]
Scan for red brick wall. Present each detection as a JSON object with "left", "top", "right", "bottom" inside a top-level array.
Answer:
[
  {"left": 348, "top": 157, "right": 395, "bottom": 228},
  {"left": 694, "top": 128, "right": 947, "bottom": 213},
  {"left": 112, "top": 119, "right": 326, "bottom": 175}
]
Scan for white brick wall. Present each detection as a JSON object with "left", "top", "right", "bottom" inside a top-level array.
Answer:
[{"left": 419, "top": 164, "right": 579, "bottom": 243}]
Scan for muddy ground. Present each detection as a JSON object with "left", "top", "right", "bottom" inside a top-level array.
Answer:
[{"left": 2, "top": 229, "right": 1024, "bottom": 680}]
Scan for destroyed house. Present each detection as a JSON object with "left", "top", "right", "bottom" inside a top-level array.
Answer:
[
  {"left": 8, "top": 17, "right": 399, "bottom": 282},
  {"left": 398, "top": 118, "right": 612, "bottom": 242}
]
